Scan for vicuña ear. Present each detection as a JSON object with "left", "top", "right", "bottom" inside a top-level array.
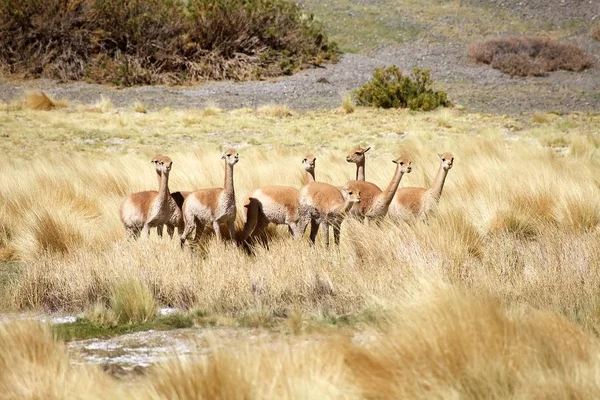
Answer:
[
  {"left": 221, "top": 155, "right": 226, "bottom": 160},
  {"left": 392, "top": 159, "right": 398, "bottom": 164},
  {"left": 438, "top": 153, "right": 443, "bottom": 159},
  {"left": 364, "top": 146, "right": 371, "bottom": 152}
]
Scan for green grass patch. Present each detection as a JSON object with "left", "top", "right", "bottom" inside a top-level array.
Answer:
[{"left": 53, "top": 313, "right": 194, "bottom": 342}]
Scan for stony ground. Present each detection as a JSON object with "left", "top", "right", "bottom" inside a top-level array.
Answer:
[{"left": 0, "top": 0, "right": 598, "bottom": 115}]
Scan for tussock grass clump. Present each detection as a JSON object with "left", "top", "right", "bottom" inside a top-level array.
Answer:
[
  {"left": 23, "top": 91, "right": 68, "bottom": 111},
  {"left": 468, "top": 36, "right": 594, "bottom": 77},
  {"left": 337, "top": 94, "right": 356, "bottom": 114},
  {"left": 0, "top": 0, "right": 337, "bottom": 85},
  {"left": 110, "top": 279, "right": 158, "bottom": 324},
  {"left": 133, "top": 102, "right": 147, "bottom": 114},
  {"left": 355, "top": 66, "right": 452, "bottom": 111},
  {"left": 0, "top": 320, "right": 117, "bottom": 398},
  {"left": 257, "top": 104, "right": 294, "bottom": 117}
]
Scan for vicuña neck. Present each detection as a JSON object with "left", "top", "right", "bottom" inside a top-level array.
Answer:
[
  {"left": 157, "top": 171, "right": 170, "bottom": 203},
  {"left": 306, "top": 169, "right": 316, "bottom": 183},
  {"left": 375, "top": 164, "right": 405, "bottom": 209},
  {"left": 356, "top": 163, "right": 365, "bottom": 181},
  {"left": 224, "top": 163, "right": 235, "bottom": 198},
  {"left": 429, "top": 163, "right": 448, "bottom": 201}
]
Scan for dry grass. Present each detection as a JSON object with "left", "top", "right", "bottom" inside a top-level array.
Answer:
[
  {"left": 257, "top": 104, "right": 294, "bottom": 117},
  {"left": 133, "top": 102, "right": 147, "bottom": 114},
  {"left": 2, "top": 283, "right": 600, "bottom": 398},
  {"left": 110, "top": 279, "right": 158, "bottom": 324},
  {"left": 23, "top": 91, "right": 68, "bottom": 111},
  {"left": 338, "top": 94, "right": 356, "bottom": 114},
  {"left": 0, "top": 320, "right": 119, "bottom": 399},
  {"left": 0, "top": 107, "right": 599, "bottom": 334},
  {"left": 468, "top": 36, "right": 594, "bottom": 76}
]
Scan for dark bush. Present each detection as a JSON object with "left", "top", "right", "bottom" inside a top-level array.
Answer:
[
  {"left": 355, "top": 66, "right": 452, "bottom": 111},
  {"left": 0, "top": 0, "right": 338, "bottom": 85},
  {"left": 468, "top": 36, "right": 594, "bottom": 77}
]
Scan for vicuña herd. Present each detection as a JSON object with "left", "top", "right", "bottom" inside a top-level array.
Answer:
[{"left": 119, "top": 147, "right": 455, "bottom": 250}]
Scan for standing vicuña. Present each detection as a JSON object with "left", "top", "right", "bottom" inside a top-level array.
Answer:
[
  {"left": 346, "top": 156, "right": 412, "bottom": 221},
  {"left": 238, "top": 154, "right": 316, "bottom": 249},
  {"left": 346, "top": 146, "right": 370, "bottom": 181},
  {"left": 388, "top": 152, "right": 454, "bottom": 221},
  {"left": 297, "top": 182, "right": 362, "bottom": 246},
  {"left": 120, "top": 156, "right": 183, "bottom": 238},
  {"left": 180, "top": 149, "right": 239, "bottom": 247}
]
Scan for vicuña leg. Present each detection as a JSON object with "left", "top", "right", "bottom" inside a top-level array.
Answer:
[{"left": 309, "top": 219, "right": 319, "bottom": 244}]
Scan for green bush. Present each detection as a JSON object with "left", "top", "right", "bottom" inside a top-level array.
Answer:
[
  {"left": 355, "top": 66, "right": 452, "bottom": 111},
  {"left": 0, "top": 0, "right": 338, "bottom": 85}
]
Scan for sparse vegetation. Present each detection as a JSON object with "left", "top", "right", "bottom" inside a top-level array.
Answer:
[
  {"left": 468, "top": 36, "right": 594, "bottom": 76},
  {"left": 0, "top": 0, "right": 338, "bottom": 85},
  {"left": 355, "top": 66, "right": 452, "bottom": 111},
  {"left": 338, "top": 94, "right": 355, "bottom": 114},
  {"left": 591, "top": 23, "right": 600, "bottom": 41}
]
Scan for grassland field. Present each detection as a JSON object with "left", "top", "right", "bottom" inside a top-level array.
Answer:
[
  {"left": 1, "top": 98, "right": 600, "bottom": 396},
  {"left": 2, "top": 0, "right": 600, "bottom": 397}
]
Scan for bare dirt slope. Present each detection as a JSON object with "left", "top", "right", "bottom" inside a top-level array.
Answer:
[{"left": 0, "top": 0, "right": 598, "bottom": 114}]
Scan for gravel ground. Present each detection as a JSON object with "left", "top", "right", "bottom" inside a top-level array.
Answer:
[{"left": 0, "top": 1, "right": 598, "bottom": 115}]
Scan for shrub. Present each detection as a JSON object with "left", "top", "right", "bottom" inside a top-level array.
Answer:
[
  {"left": 592, "top": 24, "right": 600, "bottom": 41},
  {"left": 0, "top": 0, "right": 338, "bottom": 85},
  {"left": 468, "top": 36, "right": 594, "bottom": 77},
  {"left": 355, "top": 66, "right": 452, "bottom": 111}
]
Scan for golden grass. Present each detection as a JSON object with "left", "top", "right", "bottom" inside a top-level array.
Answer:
[
  {"left": 133, "top": 101, "right": 147, "bottom": 114},
  {"left": 2, "top": 283, "right": 600, "bottom": 398},
  {"left": 0, "top": 320, "right": 119, "bottom": 399},
  {"left": 110, "top": 279, "right": 158, "bottom": 324},
  {"left": 23, "top": 91, "right": 68, "bottom": 111},
  {"left": 338, "top": 94, "right": 355, "bottom": 114},
  {"left": 0, "top": 106, "right": 599, "bottom": 335},
  {"left": 257, "top": 104, "right": 293, "bottom": 117}
]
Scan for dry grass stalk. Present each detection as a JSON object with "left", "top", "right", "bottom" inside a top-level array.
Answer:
[
  {"left": 3, "top": 284, "right": 600, "bottom": 398},
  {"left": 23, "top": 91, "right": 68, "bottom": 111}
]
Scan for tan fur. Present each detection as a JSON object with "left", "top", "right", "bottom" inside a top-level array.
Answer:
[
  {"left": 389, "top": 152, "right": 455, "bottom": 221},
  {"left": 239, "top": 154, "right": 317, "bottom": 249},
  {"left": 345, "top": 145, "right": 370, "bottom": 181},
  {"left": 297, "top": 181, "right": 361, "bottom": 246},
  {"left": 180, "top": 149, "right": 239, "bottom": 247},
  {"left": 120, "top": 155, "right": 183, "bottom": 239},
  {"left": 347, "top": 157, "right": 412, "bottom": 220}
]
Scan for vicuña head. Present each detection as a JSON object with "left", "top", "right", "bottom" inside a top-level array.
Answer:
[
  {"left": 439, "top": 152, "right": 454, "bottom": 171},
  {"left": 302, "top": 153, "right": 316, "bottom": 183},
  {"left": 152, "top": 155, "right": 173, "bottom": 174},
  {"left": 341, "top": 185, "right": 361, "bottom": 206},
  {"left": 345, "top": 146, "right": 370, "bottom": 164},
  {"left": 346, "top": 145, "right": 370, "bottom": 181},
  {"left": 222, "top": 148, "right": 239, "bottom": 166},
  {"left": 393, "top": 156, "right": 412, "bottom": 173}
]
